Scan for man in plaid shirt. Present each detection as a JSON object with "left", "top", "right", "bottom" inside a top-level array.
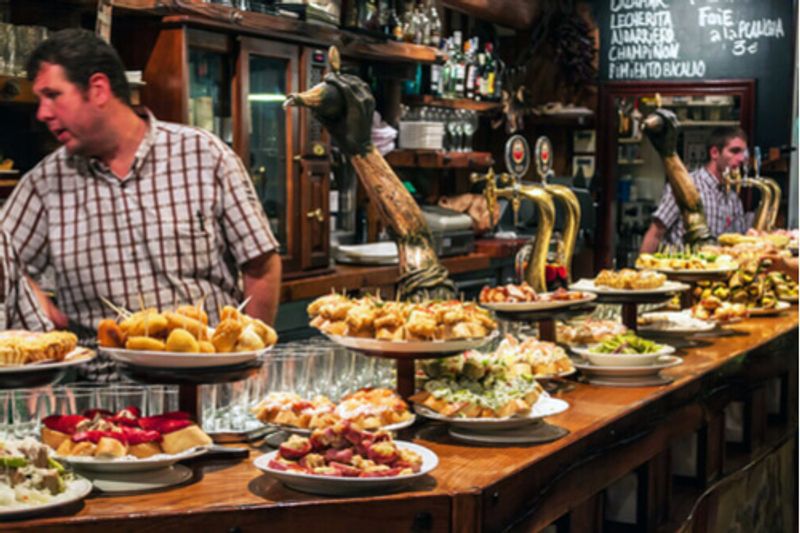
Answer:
[
  {"left": 0, "top": 29, "right": 282, "bottom": 341},
  {"left": 640, "top": 126, "right": 750, "bottom": 252}
]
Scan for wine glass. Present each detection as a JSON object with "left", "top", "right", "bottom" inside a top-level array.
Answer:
[
  {"left": 446, "top": 110, "right": 463, "bottom": 152},
  {"left": 461, "top": 110, "right": 479, "bottom": 152}
]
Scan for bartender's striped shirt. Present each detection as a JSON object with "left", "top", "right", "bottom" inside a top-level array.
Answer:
[
  {"left": 0, "top": 111, "right": 278, "bottom": 334},
  {"left": 652, "top": 166, "right": 748, "bottom": 245}
]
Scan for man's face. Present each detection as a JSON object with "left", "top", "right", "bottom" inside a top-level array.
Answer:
[
  {"left": 33, "top": 62, "right": 98, "bottom": 155},
  {"left": 710, "top": 136, "right": 748, "bottom": 174}
]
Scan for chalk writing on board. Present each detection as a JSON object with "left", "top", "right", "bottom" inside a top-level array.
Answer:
[{"left": 607, "top": 0, "right": 787, "bottom": 80}]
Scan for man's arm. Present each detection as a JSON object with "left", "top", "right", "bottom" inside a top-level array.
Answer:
[
  {"left": 26, "top": 275, "right": 69, "bottom": 329},
  {"left": 640, "top": 220, "right": 667, "bottom": 254},
  {"left": 241, "top": 251, "right": 282, "bottom": 325}
]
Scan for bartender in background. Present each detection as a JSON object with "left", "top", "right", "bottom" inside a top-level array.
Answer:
[
  {"left": 640, "top": 126, "right": 750, "bottom": 253},
  {"left": 1, "top": 29, "right": 281, "bottom": 341}
]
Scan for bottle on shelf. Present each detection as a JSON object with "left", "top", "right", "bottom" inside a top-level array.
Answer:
[
  {"left": 413, "top": 0, "right": 428, "bottom": 45},
  {"left": 464, "top": 38, "right": 478, "bottom": 100},
  {"left": 451, "top": 31, "right": 465, "bottom": 99},
  {"left": 401, "top": 1, "right": 417, "bottom": 43},
  {"left": 474, "top": 50, "right": 486, "bottom": 101},
  {"left": 384, "top": 0, "right": 403, "bottom": 41},
  {"left": 439, "top": 37, "right": 453, "bottom": 98},
  {"left": 426, "top": 0, "right": 441, "bottom": 47}
]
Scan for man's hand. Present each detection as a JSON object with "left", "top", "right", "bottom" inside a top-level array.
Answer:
[
  {"left": 760, "top": 254, "right": 799, "bottom": 282},
  {"left": 642, "top": 108, "right": 680, "bottom": 157},
  {"left": 27, "top": 276, "right": 68, "bottom": 329},
  {"left": 241, "top": 251, "right": 281, "bottom": 325}
]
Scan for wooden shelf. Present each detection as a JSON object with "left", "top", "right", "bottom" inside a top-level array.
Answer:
[
  {"left": 681, "top": 120, "right": 740, "bottom": 127},
  {"left": 385, "top": 149, "right": 494, "bottom": 169},
  {"left": 527, "top": 113, "right": 595, "bottom": 127},
  {"left": 114, "top": 0, "right": 442, "bottom": 64},
  {"left": 403, "top": 95, "right": 502, "bottom": 113}
]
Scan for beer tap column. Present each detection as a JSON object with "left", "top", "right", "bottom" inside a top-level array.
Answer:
[{"left": 534, "top": 136, "right": 581, "bottom": 283}]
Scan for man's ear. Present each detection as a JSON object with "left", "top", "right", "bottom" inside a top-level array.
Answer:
[
  {"left": 86, "top": 72, "right": 113, "bottom": 106},
  {"left": 709, "top": 145, "right": 720, "bottom": 161}
]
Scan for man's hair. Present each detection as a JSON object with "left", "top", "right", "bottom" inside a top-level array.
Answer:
[
  {"left": 26, "top": 28, "right": 131, "bottom": 105},
  {"left": 705, "top": 125, "right": 747, "bottom": 162}
]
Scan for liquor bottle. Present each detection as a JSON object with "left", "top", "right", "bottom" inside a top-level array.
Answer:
[
  {"left": 439, "top": 37, "right": 453, "bottom": 98},
  {"left": 464, "top": 38, "right": 478, "bottom": 100},
  {"left": 426, "top": 0, "right": 441, "bottom": 47},
  {"left": 384, "top": 0, "right": 402, "bottom": 41},
  {"left": 474, "top": 51, "right": 486, "bottom": 101},
  {"left": 401, "top": 1, "right": 416, "bottom": 42},
  {"left": 413, "top": 0, "right": 428, "bottom": 45},
  {"left": 452, "top": 31, "right": 465, "bottom": 98},
  {"left": 358, "top": 0, "right": 380, "bottom": 32}
]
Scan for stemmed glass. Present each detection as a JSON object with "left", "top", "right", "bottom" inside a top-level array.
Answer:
[
  {"left": 445, "top": 109, "right": 462, "bottom": 152},
  {"left": 461, "top": 110, "right": 479, "bottom": 152}
]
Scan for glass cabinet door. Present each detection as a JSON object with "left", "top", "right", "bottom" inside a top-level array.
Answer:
[
  {"left": 188, "top": 47, "right": 232, "bottom": 145},
  {"left": 237, "top": 39, "right": 299, "bottom": 265},
  {"left": 186, "top": 30, "right": 233, "bottom": 145}
]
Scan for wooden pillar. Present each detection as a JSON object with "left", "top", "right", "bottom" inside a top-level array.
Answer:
[
  {"left": 697, "top": 411, "right": 726, "bottom": 487},
  {"left": 567, "top": 493, "right": 604, "bottom": 532},
  {"left": 743, "top": 385, "right": 767, "bottom": 453},
  {"left": 636, "top": 450, "right": 671, "bottom": 531}
]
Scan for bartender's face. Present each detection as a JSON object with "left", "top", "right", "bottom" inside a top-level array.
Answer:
[
  {"left": 33, "top": 62, "right": 102, "bottom": 155},
  {"left": 710, "top": 136, "right": 748, "bottom": 176}
]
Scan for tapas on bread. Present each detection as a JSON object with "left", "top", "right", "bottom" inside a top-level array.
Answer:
[
  {"left": 97, "top": 304, "right": 277, "bottom": 354},
  {"left": 0, "top": 331, "right": 79, "bottom": 367},
  {"left": 252, "top": 388, "right": 413, "bottom": 432},
  {"left": 41, "top": 407, "right": 212, "bottom": 460},
  {"left": 308, "top": 293, "right": 496, "bottom": 341},
  {"left": 410, "top": 349, "right": 545, "bottom": 419},
  {"left": 265, "top": 420, "right": 424, "bottom": 478}
]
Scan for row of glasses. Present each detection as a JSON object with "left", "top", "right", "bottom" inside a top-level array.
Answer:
[
  {"left": 0, "top": 23, "right": 48, "bottom": 77},
  {"left": 199, "top": 337, "right": 399, "bottom": 434},
  {"left": 0, "top": 384, "right": 179, "bottom": 439},
  {"left": 398, "top": 105, "right": 479, "bottom": 152}
]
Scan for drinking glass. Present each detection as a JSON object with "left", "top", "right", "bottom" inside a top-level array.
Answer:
[
  {"left": 146, "top": 385, "right": 179, "bottom": 416},
  {"left": 446, "top": 110, "right": 463, "bottom": 152},
  {"left": 104, "top": 384, "right": 148, "bottom": 414},
  {"left": 11, "top": 388, "right": 51, "bottom": 438},
  {"left": 0, "top": 391, "right": 11, "bottom": 439},
  {"left": 461, "top": 110, "right": 478, "bottom": 152},
  {"left": 53, "top": 385, "right": 102, "bottom": 416}
]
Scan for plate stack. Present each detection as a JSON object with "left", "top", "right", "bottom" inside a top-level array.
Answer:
[{"left": 334, "top": 242, "right": 399, "bottom": 266}]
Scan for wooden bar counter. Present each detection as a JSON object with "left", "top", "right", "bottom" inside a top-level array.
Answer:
[{"left": 6, "top": 311, "right": 797, "bottom": 532}]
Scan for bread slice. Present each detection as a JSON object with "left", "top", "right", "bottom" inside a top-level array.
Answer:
[
  {"left": 41, "top": 427, "right": 70, "bottom": 451},
  {"left": 96, "top": 436, "right": 127, "bottom": 458},
  {"left": 161, "top": 424, "right": 212, "bottom": 455},
  {"left": 129, "top": 441, "right": 162, "bottom": 459}
]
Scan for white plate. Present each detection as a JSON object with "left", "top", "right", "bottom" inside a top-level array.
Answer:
[
  {"left": 101, "top": 346, "right": 271, "bottom": 369},
  {"left": 571, "top": 278, "right": 690, "bottom": 296},
  {"left": 481, "top": 292, "right": 596, "bottom": 313},
  {"left": 253, "top": 441, "right": 438, "bottom": 496},
  {"left": 571, "top": 343, "right": 675, "bottom": 367},
  {"left": 83, "top": 464, "right": 193, "bottom": 493},
  {"left": 0, "top": 347, "right": 95, "bottom": 373},
  {"left": 747, "top": 301, "right": 791, "bottom": 316},
  {"left": 323, "top": 333, "right": 495, "bottom": 356},
  {"left": 266, "top": 415, "right": 417, "bottom": 436},
  {"left": 56, "top": 446, "right": 208, "bottom": 473},
  {"left": 0, "top": 477, "right": 92, "bottom": 519},
  {"left": 650, "top": 265, "right": 737, "bottom": 276},
  {"left": 638, "top": 311, "right": 717, "bottom": 334},
  {"left": 413, "top": 394, "right": 569, "bottom": 430},
  {"left": 448, "top": 422, "right": 569, "bottom": 445},
  {"left": 573, "top": 355, "right": 682, "bottom": 377}
]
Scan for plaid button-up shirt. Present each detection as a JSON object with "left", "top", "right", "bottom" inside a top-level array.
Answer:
[
  {"left": 1, "top": 111, "right": 278, "bottom": 332},
  {"left": 652, "top": 166, "right": 748, "bottom": 245}
]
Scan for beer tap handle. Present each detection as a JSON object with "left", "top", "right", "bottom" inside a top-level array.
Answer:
[
  {"left": 470, "top": 169, "right": 499, "bottom": 232},
  {"left": 754, "top": 146, "right": 762, "bottom": 180}
]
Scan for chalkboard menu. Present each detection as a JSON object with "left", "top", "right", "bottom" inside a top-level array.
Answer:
[{"left": 595, "top": 0, "right": 795, "bottom": 148}]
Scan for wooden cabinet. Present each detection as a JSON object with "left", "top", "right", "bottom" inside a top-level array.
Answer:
[{"left": 114, "top": 20, "right": 332, "bottom": 277}]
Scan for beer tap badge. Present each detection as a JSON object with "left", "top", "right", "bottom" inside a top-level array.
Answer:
[
  {"left": 534, "top": 136, "right": 553, "bottom": 182},
  {"left": 505, "top": 134, "right": 531, "bottom": 178}
]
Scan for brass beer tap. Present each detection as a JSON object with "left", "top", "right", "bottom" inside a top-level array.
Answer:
[
  {"left": 763, "top": 177, "right": 781, "bottom": 230},
  {"left": 535, "top": 136, "right": 581, "bottom": 283},
  {"left": 470, "top": 135, "right": 555, "bottom": 292},
  {"left": 723, "top": 166, "right": 773, "bottom": 231}
]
